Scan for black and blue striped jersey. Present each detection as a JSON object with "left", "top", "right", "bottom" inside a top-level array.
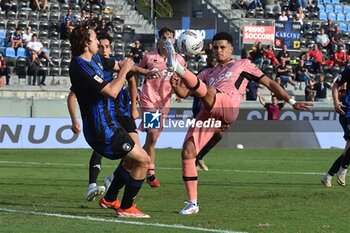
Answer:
[{"left": 69, "top": 54, "right": 119, "bottom": 149}]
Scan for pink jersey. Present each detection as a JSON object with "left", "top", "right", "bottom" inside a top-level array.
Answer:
[
  {"left": 139, "top": 50, "right": 185, "bottom": 109},
  {"left": 198, "top": 58, "right": 264, "bottom": 100}
]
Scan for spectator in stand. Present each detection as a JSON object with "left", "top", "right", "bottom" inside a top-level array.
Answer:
[
  {"left": 130, "top": 40, "right": 144, "bottom": 65},
  {"left": 305, "top": 79, "right": 316, "bottom": 101},
  {"left": 322, "top": 18, "right": 335, "bottom": 35},
  {"left": 316, "top": 27, "right": 330, "bottom": 50},
  {"left": 306, "top": 0, "right": 318, "bottom": 12},
  {"left": 27, "top": 51, "right": 46, "bottom": 86},
  {"left": 333, "top": 45, "right": 347, "bottom": 67},
  {"left": 240, "top": 0, "right": 262, "bottom": 10},
  {"left": 10, "top": 28, "right": 23, "bottom": 55},
  {"left": 264, "top": 45, "right": 279, "bottom": 66},
  {"left": 293, "top": 8, "right": 304, "bottom": 27},
  {"left": 29, "top": 0, "right": 47, "bottom": 12},
  {"left": 246, "top": 80, "right": 260, "bottom": 101},
  {"left": 87, "top": 11, "right": 99, "bottom": 29},
  {"left": 277, "top": 45, "right": 290, "bottom": 65},
  {"left": 62, "top": 9, "right": 74, "bottom": 23},
  {"left": 290, "top": 0, "right": 307, "bottom": 11},
  {"left": 26, "top": 34, "right": 54, "bottom": 66},
  {"left": 0, "top": 0, "right": 17, "bottom": 15},
  {"left": 80, "top": 10, "right": 88, "bottom": 22},
  {"left": 276, "top": 59, "right": 297, "bottom": 88},
  {"left": 60, "top": 18, "right": 74, "bottom": 40},
  {"left": 314, "top": 74, "right": 331, "bottom": 102},
  {"left": 278, "top": 10, "right": 288, "bottom": 21},
  {"left": 89, "top": 0, "right": 105, "bottom": 11},
  {"left": 329, "top": 25, "right": 345, "bottom": 55},
  {"left": 307, "top": 43, "right": 323, "bottom": 73},
  {"left": 204, "top": 42, "right": 213, "bottom": 56},
  {"left": 95, "top": 19, "right": 112, "bottom": 37},
  {"left": 303, "top": 52, "right": 316, "bottom": 73},
  {"left": 295, "top": 58, "right": 313, "bottom": 89},
  {"left": 0, "top": 54, "right": 10, "bottom": 85},
  {"left": 258, "top": 93, "right": 286, "bottom": 120},
  {"left": 251, "top": 41, "right": 270, "bottom": 71},
  {"left": 22, "top": 27, "right": 33, "bottom": 47}
]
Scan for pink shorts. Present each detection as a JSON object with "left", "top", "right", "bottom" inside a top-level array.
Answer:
[{"left": 184, "top": 93, "right": 240, "bottom": 154}]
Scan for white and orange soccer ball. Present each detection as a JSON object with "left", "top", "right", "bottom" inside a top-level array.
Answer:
[{"left": 177, "top": 30, "right": 204, "bottom": 56}]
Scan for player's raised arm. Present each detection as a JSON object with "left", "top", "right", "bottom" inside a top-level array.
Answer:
[
  {"left": 258, "top": 75, "right": 313, "bottom": 110},
  {"left": 127, "top": 75, "right": 139, "bottom": 119},
  {"left": 101, "top": 58, "right": 134, "bottom": 99},
  {"left": 332, "top": 81, "right": 346, "bottom": 115}
]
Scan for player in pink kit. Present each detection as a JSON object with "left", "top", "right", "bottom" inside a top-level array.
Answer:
[
  {"left": 138, "top": 27, "right": 186, "bottom": 187},
  {"left": 169, "top": 32, "right": 313, "bottom": 214}
]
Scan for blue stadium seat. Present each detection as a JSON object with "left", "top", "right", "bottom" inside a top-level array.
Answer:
[
  {"left": 339, "top": 22, "right": 347, "bottom": 31},
  {"left": 0, "top": 29, "right": 5, "bottom": 39},
  {"left": 328, "top": 12, "right": 336, "bottom": 20},
  {"left": 344, "top": 5, "right": 350, "bottom": 14},
  {"left": 325, "top": 4, "right": 334, "bottom": 13},
  {"left": 323, "top": 0, "right": 332, "bottom": 3},
  {"left": 334, "top": 4, "right": 343, "bottom": 13},
  {"left": 347, "top": 23, "right": 350, "bottom": 32},
  {"left": 337, "top": 12, "right": 345, "bottom": 21},
  {"left": 318, "top": 4, "right": 325, "bottom": 12},
  {"left": 319, "top": 11, "right": 328, "bottom": 20},
  {"left": 5, "top": 47, "right": 16, "bottom": 58},
  {"left": 16, "top": 47, "right": 26, "bottom": 57},
  {"left": 332, "top": 0, "right": 340, "bottom": 3},
  {"left": 346, "top": 12, "right": 350, "bottom": 21}
]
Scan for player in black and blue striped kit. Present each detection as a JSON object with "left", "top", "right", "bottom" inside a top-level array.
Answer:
[
  {"left": 322, "top": 66, "right": 350, "bottom": 188},
  {"left": 68, "top": 34, "right": 140, "bottom": 203},
  {"left": 69, "top": 26, "right": 150, "bottom": 218}
]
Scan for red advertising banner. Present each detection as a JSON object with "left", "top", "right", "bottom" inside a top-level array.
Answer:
[{"left": 243, "top": 25, "right": 275, "bottom": 43}]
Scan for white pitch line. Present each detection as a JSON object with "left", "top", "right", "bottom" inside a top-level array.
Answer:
[
  {"left": 0, "top": 208, "right": 247, "bottom": 233},
  {"left": 0, "top": 160, "right": 325, "bottom": 176}
]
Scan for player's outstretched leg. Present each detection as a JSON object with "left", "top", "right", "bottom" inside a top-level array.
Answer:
[{"left": 164, "top": 39, "right": 207, "bottom": 97}]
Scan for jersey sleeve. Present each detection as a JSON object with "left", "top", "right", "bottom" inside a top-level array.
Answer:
[
  {"left": 71, "top": 60, "right": 108, "bottom": 93},
  {"left": 240, "top": 59, "right": 265, "bottom": 82}
]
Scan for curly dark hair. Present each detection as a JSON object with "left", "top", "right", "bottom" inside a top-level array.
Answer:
[
  {"left": 212, "top": 32, "right": 233, "bottom": 46},
  {"left": 158, "top": 27, "right": 175, "bottom": 38},
  {"left": 69, "top": 25, "right": 92, "bottom": 56}
]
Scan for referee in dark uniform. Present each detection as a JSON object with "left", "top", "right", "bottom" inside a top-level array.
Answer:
[{"left": 69, "top": 25, "right": 150, "bottom": 218}]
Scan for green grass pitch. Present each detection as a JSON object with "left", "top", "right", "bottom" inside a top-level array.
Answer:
[{"left": 0, "top": 148, "right": 350, "bottom": 233}]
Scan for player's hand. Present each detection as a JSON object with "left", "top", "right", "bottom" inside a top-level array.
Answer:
[
  {"left": 170, "top": 76, "right": 180, "bottom": 88},
  {"left": 71, "top": 121, "right": 81, "bottom": 134},
  {"left": 131, "top": 106, "right": 139, "bottom": 120},
  {"left": 292, "top": 102, "right": 314, "bottom": 111},
  {"left": 335, "top": 102, "right": 346, "bottom": 115},
  {"left": 120, "top": 58, "right": 134, "bottom": 72},
  {"left": 145, "top": 68, "right": 160, "bottom": 79}
]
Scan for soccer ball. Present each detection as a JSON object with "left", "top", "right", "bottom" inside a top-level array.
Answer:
[{"left": 177, "top": 30, "right": 204, "bottom": 56}]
